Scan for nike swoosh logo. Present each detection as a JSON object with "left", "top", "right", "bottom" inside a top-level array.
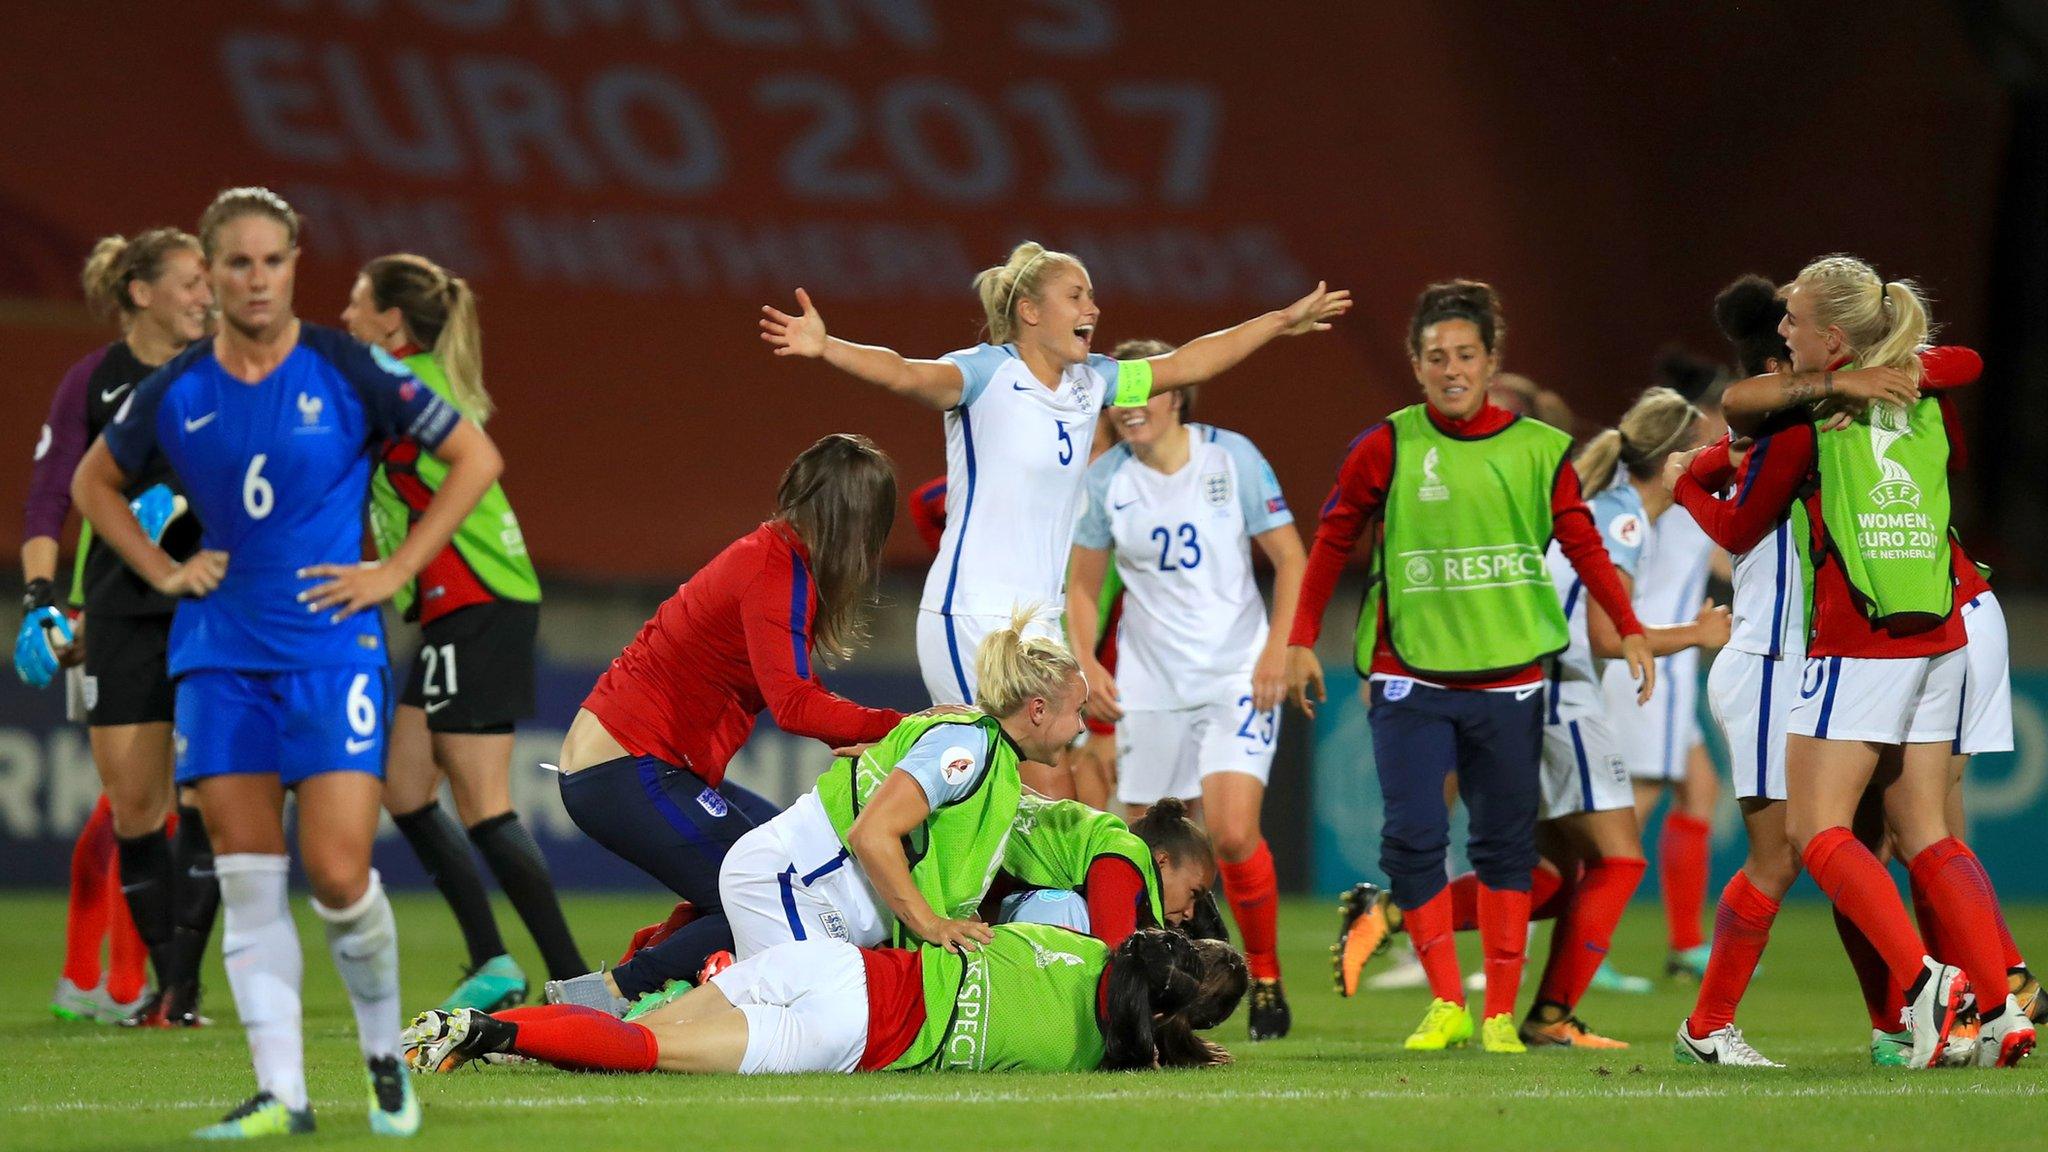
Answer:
[
  {"left": 120, "top": 882, "right": 151, "bottom": 894},
  {"left": 183, "top": 412, "right": 217, "bottom": 432},
  {"left": 345, "top": 736, "right": 376, "bottom": 754},
  {"left": 1112, "top": 499, "right": 1139, "bottom": 511},
  {"left": 424, "top": 700, "right": 453, "bottom": 714},
  {"left": 101, "top": 384, "right": 131, "bottom": 403},
  {"left": 1012, "top": 382, "right": 1049, "bottom": 393},
  {"left": 1514, "top": 687, "right": 1541, "bottom": 701}
]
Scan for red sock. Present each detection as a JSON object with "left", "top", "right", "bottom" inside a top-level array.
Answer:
[
  {"left": 1910, "top": 838, "right": 2008, "bottom": 1011},
  {"left": 1957, "top": 842, "right": 2024, "bottom": 971},
  {"left": 497, "top": 1004, "right": 659, "bottom": 1071},
  {"left": 1804, "top": 826, "right": 1925, "bottom": 991},
  {"left": 1908, "top": 874, "right": 1950, "bottom": 964},
  {"left": 1449, "top": 866, "right": 1565, "bottom": 931},
  {"left": 1404, "top": 887, "right": 1464, "bottom": 1005},
  {"left": 1477, "top": 883, "right": 1532, "bottom": 1020},
  {"left": 1218, "top": 840, "right": 1281, "bottom": 981},
  {"left": 1686, "top": 872, "right": 1780, "bottom": 1036},
  {"left": 105, "top": 849, "right": 149, "bottom": 1005},
  {"left": 1660, "top": 811, "right": 1711, "bottom": 951},
  {"left": 1536, "top": 857, "right": 1646, "bottom": 1012},
  {"left": 62, "top": 797, "right": 116, "bottom": 989},
  {"left": 1835, "top": 908, "right": 1906, "bottom": 1031}
]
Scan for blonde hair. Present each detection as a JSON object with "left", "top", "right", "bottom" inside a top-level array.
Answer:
[
  {"left": 362, "top": 254, "right": 489, "bottom": 421},
  {"left": 1574, "top": 386, "right": 1699, "bottom": 493},
  {"left": 972, "top": 241, "right": 1087, "bottom": 345},
  {"left": 973, "top": 605, "right": 1082, "bottom": 717},
  {"left": 1792, "top": 254, "right": 1931, "bottom": 378},
  {"left": 80, "top": 228, "right": 201, "bottom": 323},
  {"left": 198, "top": 187, "right": 300, "bottom": 261}
]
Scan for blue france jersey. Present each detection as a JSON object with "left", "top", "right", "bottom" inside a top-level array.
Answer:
[{"left": 102, "top": 325, "right": 460, "bottom": 675}]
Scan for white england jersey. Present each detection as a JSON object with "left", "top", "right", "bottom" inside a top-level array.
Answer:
[
  {"left": 1707, "top": 446, "right": 1807, "bottom": 659},
  {"left": 1545, "top": 475, "right": 1646, "bottom": 724},
  {"left": 920, "top": 344, "right": 1121, "bottom": 618},
  {"left": 1074, "top": 424, "right": 1293, "bottom": 711}
]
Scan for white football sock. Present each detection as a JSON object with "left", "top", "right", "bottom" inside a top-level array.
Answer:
[
  {"left": 216, "top": 854, "right": 307, "bottom": 1111},
  {"left": 312, "top": 869, "right": 401, "bottom": 1059}
]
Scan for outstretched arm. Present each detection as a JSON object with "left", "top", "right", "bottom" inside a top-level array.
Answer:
[
  {"left": 1144, "top": 282, "right": 1352, "bottom": 393},
  {"left": 760, "top": 288, "right": 966, "bottom": 411}
]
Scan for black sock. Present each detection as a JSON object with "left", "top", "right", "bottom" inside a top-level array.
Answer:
[
  {"left": 394, "top": 801, "right": 505, "bottom": 968},
  {"left": 169, "top": 804, "right": 219, "bottom": 987},
  {"left": 469, "top": 812, "right": 587, "bottom": 979},
  {"left": 116, "top": 826, "right": 178, "bottom": 987}
]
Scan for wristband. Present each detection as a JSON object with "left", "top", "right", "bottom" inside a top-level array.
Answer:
[{"left": 22, "top": 578, "right": 53, "bottom": 613}]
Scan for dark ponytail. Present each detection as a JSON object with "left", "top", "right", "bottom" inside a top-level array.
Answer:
[
  {"left": 1713, "top": 274, "right": 1792, "bottom": 378},
  {"left": 1129, "top": 797, "right": 1215, "bottom": 875},
  {"left": 1102, "top": 929, "right": 1246, "bottom": 1070}
]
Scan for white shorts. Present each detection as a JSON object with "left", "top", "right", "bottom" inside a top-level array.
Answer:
[
  {"left": 707, "top": 938, "right": 869, "bottom": 1075},
  {"left": 720, "top": 793, "right": 890, "bottom": 959},
  {"left": 1707, "top": 648, "right": 1795, "bottom": 802},
  {"left": 1959, "top": 592, "right": 2014, "bottom": 756},
  {"left": 1539, "top": 715, "right": 1633, "bottom": 821},
  {"left": 996, "top": 889, "right": 1092, "bottom": 933},
  {"left": 917, "top": 609, "right": 1063, "bottom": 706},
  {"left": 1789, "top": 649, "right": 1966, "bottom": 745},
  {"left": 1113, "top": 697, "right": 1278, "bottom": 807},
  {"left": 1602, "top": 649, "right": 1704, "bottom": 782}
]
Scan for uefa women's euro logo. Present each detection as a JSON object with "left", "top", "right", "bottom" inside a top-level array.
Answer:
[{"left": 1868, "top": 401, "right": 1921, "bottom": 510}]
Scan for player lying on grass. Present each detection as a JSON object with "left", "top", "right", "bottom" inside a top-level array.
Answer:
[{"left": 405, "top": 924, "right": 1244, "bottom": 1075}]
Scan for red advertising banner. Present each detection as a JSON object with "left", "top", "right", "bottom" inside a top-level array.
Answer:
[{"left": 1, "top": 1, "right": 2004, "bottom": 579}]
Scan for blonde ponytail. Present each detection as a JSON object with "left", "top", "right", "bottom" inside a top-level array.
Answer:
[
  {"left": 1574, "top": 428, "right": 1625, "bottom": 493},
  {"left": 974, "top": 605, "right": 1081, "bottom": 717},
  {"left": 79, "top": 228, "right": 201, "bottom": 324},
  {"left": 362, "top": 254, "right": 493, "bottom": 422},
  {"left": 1792, "top": 255, "right": 1932, "bottom": 379},
  {"left": 80, "top": 235, "right": 130, "bottom": 323},
  {"left": 971, "top": 241, "right": 1086, "bottom": 345},
  {"left": 436, "top": 276, "right": 489, "bottom": 421},
  {"left": 1574, "top": 386, "right": 1698, "bottom": 491}
]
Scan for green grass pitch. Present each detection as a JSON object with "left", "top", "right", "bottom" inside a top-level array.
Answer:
[{"left": 3, "top": 892, "right": 2041, "bottom": 1151}]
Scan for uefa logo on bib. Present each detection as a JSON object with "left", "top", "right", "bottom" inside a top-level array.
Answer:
[
  {"left": 1404, "top": 556, "right": 1434, "bottom": 585},
  {"left": 1867, "top": 402, "right": 1922, "bottom": 509},
  {"left": 1418, "top": 447, "right": 1450, "bottom": 502}
]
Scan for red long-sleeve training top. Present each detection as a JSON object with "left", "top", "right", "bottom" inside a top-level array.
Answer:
[
  {"left": 1289, "top": 402, "right": 1643, "bottom": 687},
  {"left": 1673, "top": 347, "right": 1984, "bottom": 658},
  {"left": 582, "top": 521, "right": 904, "bottom": 784}
]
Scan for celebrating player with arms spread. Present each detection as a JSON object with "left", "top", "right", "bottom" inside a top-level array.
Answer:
[{"left": 759, "top": 244, "right": 1349, "bottom": 745}]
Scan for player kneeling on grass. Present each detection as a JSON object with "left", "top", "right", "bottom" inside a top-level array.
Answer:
[{"left": 406, "top": 924, "right": 1244, "bottom": 1075}]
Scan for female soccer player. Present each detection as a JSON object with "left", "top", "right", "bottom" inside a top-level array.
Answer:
[
  {"left": 545, "top": 434, "right": 907, "bottom": 1014},
  {"left": 1601, "top": 461, "right": 1723, "bottom": 983},
  {"left": 1066, "top": 345, "right": 1306, "bottom": 1040},
  {"left": 342, "top": 253, "right": 585, "bottom": 1013},
  {"left": 1712, "top": 256, "right": 2022, "bottom": 1069},
  {"left": 75, "top": 187, "right": 503, "bottom": 1137},
  {"left": 1677, "top": 278, "right": 2025, "bottom": 1067},
  {"left": 404, "top": 924, "right": 1244, "bottom": 1076},
  {"left": 1518, "top": 387, "right": 1729, "bottom": 1047},
  {"left": 21, "top": 227, "right": 219, "bottom": 1027},
  {"left": 994, "top": 794, "right": 1218, "bottom": 946},
  {"left": 718, "top": 611, "right": 1085, "bottom": 958},
  {"left": 1292, "top": 280, "right": 1652, "bottom": 1054},
  {"left": 758, "top": 243, "right": 1349, "bottom": 710}
]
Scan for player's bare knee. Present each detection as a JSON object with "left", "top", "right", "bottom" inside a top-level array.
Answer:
[
  {"left": 302, "top": 852, "right": 372, "bottom": 910},
  {"left": 1210, "top": 825, "right": 1260, "bottom": 863}
]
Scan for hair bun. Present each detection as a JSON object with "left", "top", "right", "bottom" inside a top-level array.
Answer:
[
  {"left": 1146, "top": 797, "right": 1188, "bottom": 821},
  {"left": 1713, "top": 274, "right": 1783, "bottom": 344}
]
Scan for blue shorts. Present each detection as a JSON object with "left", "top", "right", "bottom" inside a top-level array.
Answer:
[{"left": 174, "top": 667, "right": 390, "bottom": 787}]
